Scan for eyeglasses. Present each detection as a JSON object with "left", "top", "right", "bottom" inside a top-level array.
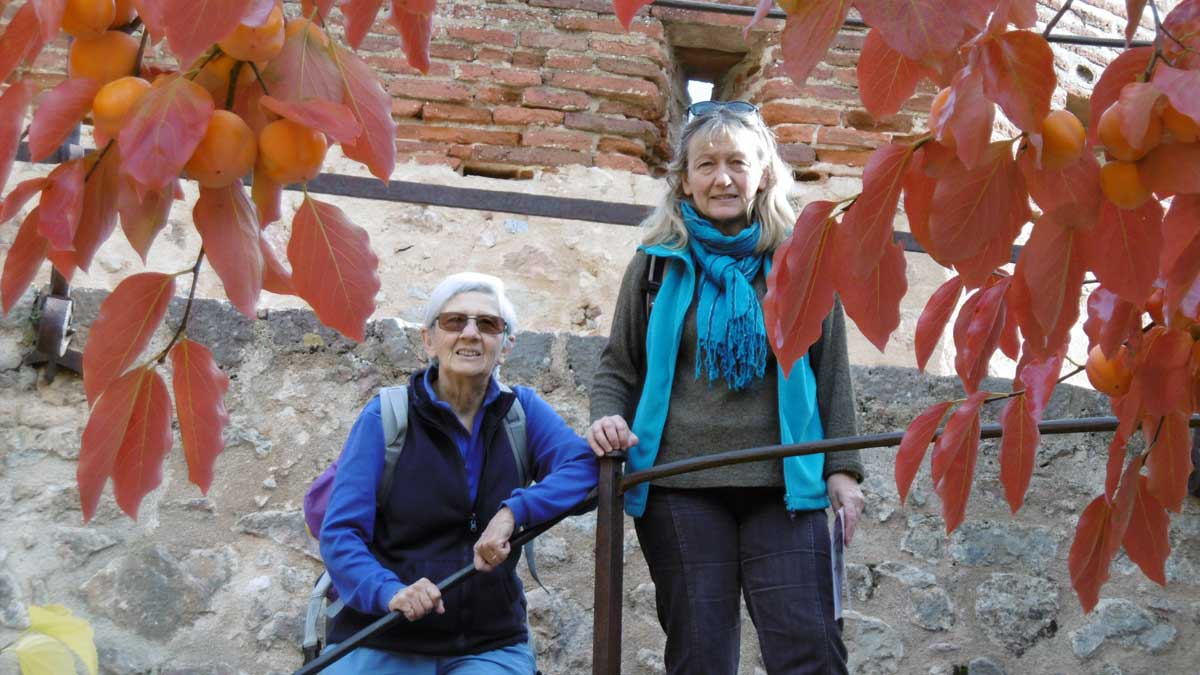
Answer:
[
  {"left": 687, "top": 100, "right": 759, "bottom": 119},
  {"left": 435, "top": 313, "right": 507, "bottom": 335}
]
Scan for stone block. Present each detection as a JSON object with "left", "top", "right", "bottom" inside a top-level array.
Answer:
[
  {"left": 504, "top": 331, "right": 554, "bottom": 387},
  {"left": 975, "top": 573, "right": 1059, "bottom": 655}
]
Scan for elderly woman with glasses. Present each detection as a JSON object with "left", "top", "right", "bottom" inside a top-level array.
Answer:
[
  {"left": 319, "top": 272, "right": 598, "bottom": 674},
  {"left": 589, "top": 100, "right": 866, "bottom": 674}
]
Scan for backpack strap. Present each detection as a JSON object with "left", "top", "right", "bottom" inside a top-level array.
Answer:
[
  {"left": 498, "top": 383, "right": 530, "bottom": 488},
  {"left": 645, "top": 254, "right": 666, "bottom": 322},
  {"left": 377, "top": 385, "right": 410, "bottom": 511}
]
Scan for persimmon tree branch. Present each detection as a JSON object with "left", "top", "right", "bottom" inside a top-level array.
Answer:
[
  {"left": 1043, "top": 0, "right": 1074, "bottom": 39},
  {"left": 226, "top": 61, "right": 244, "bottom": 110},
  {"left": 249, "top": 62, "right": 270, "bottom": 96},
  {"left": 156, "top": 248, "right": 206, "bottom": 364},
  {"left": 84, "top": 140, "right": 114, "bottom": 181},
  {"left": 133, "top": 25, "right": 149, "bottom": 78}
]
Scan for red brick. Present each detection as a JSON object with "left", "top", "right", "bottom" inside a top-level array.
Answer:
[
  {"left": 522, "top": 87, "right": 590, "bottom": 111},
  {"left": 477, "top": 47, "right": 512, "bottom": 63},
  {"left": 595, "top": 57, "right": 666, "bottom": 81},
  {"left": 493, "top": 106, "right": 565, "bottom": 126},
  {"left": 430, "top": 43, "right": 474, "bottom": 61},
  {"left": 816, "top": 126, "right": 888, "bottom": 149},
  {"left": 547, "top": 72, "right": 660, "bottom": 106},
  {"left": 598, "top": 136, "right": 646, "bottom": 156},
  {"left": 778, "top": 144, "right": 817, "bottom": 165},
  {"left": 595, "top": 152, "right": 650, "bottom": 174},
  {"left": 411, "top": 155, "right": 463, "bottom": 170},
  {"left": 589, "top": 38, "right": 668, "bottom": 65},
  {"left": 528, "top": 0, "right": 614, "bottom": 12},
  {"left": 392, "top": 99, "right": 424, "bottom": 118},
  {"left": 494, "top": 68, "right": 543, "bottom": 87},
  {"left": 598, "top": 100, "right": 664, "bottom": 122},
  {"left": 456, "top": 63, "right": 494, "bottom": 82},
  {"left": 512, "top": 50, "right": 546, "bottom": 69},
  {"left": 520, "top": 31, "right": 589, "bottom": 51},
  {"left": 474, "top": 85, "right": 521, "bottom": 105},
  {"left": 364, "top": 55, "right": 452, "bottom": 76},
  {"left": 545, "top": 52, "right": 593, "bottom": 70},
  {"left": 564, "top": 112, "right": 659, "bottom": 141},
  {"left": 396, "top": 125, "right": 521, "bottom": 146},
  {"left": 815, "top": 148, "right": 874, "bottom": 166},
  {"left": 471, "top": 145, "right": 592, "bottom": 167},
  {"left": 446, "top": 27, "right": 517, "bottom": 47},
  {"left": 832, "top": 31, "right": 866, "bottom": 51},
  {"left": 389, "top": 78, "right": 473, "bottom": 103},
  {"left": 448, "top": 145, "right": 474, "bottom": 159},
  {"left": 396, "top": 140, "right": 452, "bottom": 154},
  {"left": 451, "top": 4, "right": 542, "bottom": 21},
  {"left": 521, "top": 129, "right": 594, "bottom": 151},
  {"left": 357, "top": 34, "right": 396, "bottom": 53},
  {"left": 423, "top": 103, "right": 493, "bottom": 124},
  {"left": 773, "top": 124, "right": 818, "bottom": 144},
  {"left": 760, "top": 101, "right": 842, "bottom": 127},
  {"left": 554, "top": 14, "right": 627, "bottom": 34},
  {"left": 843, "top": 109, "right": 915, "bottom": 133},
  {"left": 752, "top": 79, "right": 807, "bottom": 103}
]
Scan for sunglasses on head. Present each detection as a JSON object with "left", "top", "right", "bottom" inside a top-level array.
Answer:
[
  {"left": 435, "top": 312, "right": 507, "bottom": 335},
  {"left": 687, "top": 100, "right": 759, "bottom": 119}
]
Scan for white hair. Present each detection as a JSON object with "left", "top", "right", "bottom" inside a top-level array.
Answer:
[{"left": 423, "top": 272, "right": 519, "bottom": 336}]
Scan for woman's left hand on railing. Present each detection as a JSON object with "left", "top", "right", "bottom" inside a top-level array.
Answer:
[{"left": 474, "top": 506, "right": 516, "bottom": 572}]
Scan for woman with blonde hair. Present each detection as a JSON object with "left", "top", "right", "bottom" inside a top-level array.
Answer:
[{"left": 589, "top": 101, "right": 864, "bottom": 674}]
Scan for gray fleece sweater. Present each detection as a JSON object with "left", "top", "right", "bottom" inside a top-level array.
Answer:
[{"left": 590, "top": 250, "right": 866, "bottom": 488}]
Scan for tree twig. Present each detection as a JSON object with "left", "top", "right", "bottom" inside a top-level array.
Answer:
[
  {"left": 249, "top": 61, "right": 270, "bottom": 96},
  {"left": 83, "top": 139, "right": 114, "bottom": 181},
  {"left": 1043, "top": 0, "right": 1075, "bottom": 38},
  {"left": 226, "top": 61, "right": 244, "bottom": 110},
  {"left": 156, "top": 248, "right": 205, "bottom": 364},
  {"left": 133, "top": 24, "right": 148, "bottom": 78}
]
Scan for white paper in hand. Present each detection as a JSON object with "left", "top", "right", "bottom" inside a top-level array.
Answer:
[{"left": 831, "top": 507, "right": 846, "bottom": 620}]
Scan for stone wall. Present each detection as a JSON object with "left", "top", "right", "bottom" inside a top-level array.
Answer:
[{"left": 2, "top": 290, "right": 1198, "bottom": 674}]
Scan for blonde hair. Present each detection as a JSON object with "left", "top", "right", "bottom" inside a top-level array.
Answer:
[{"left": 641, "top": 106, "right": 795, "bottom": 253}]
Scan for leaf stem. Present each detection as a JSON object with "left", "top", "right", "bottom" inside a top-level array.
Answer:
[
  {"left": 84, "top": 139, "right": 115, "bottom": 182},
  {"left": 133, "top": 24, "right": 148, "bottom": 78},
  {"left": 157, "top": 248, "right": 205, "bottom": 364},
  {"left": 984, "top": 363, "right": 1086, "bottom": 406},
  {"left": 248, "top": 61, "right": 270, "bottom": 96},
  {"left": 186, "top": 48, "right": 222, "bottom": 81},
  {"left": 226, "top": 61, "right": 244, "bottom": 111},
  {"left": 1043, "top": 0, "right": 1074, "bottom": 39}
]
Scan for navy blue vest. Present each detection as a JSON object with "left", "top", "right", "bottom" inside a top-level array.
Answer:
[{"left": 327, "top": 370, "right": 528, "bottom": 655}]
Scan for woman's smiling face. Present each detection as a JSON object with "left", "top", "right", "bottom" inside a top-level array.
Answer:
[
  {"left": 680, "top": 127, "right": 768, "bottom": 230},
  {"left": 422, "top": 291, "right": 511, "bottom": 380}
]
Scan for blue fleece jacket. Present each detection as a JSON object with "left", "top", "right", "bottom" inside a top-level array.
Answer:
[{"left": 320, "top": 373, "right": 598, "bottom": 617}]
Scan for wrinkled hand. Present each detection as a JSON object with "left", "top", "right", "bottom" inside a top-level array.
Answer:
[
  {"left": 827, "top": 472, "right": 865, "bottom": 545},
  {"left": 587, "top": 415, "right": 639, "bottom": 456},
  {"left": 474, "top": 506, "right": 516, "bottom": 572},
  {"left": 388, "top": 578, "right": 444, "bottom": 621}
]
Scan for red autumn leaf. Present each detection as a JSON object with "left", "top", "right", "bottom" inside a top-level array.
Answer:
[
  {"left": 839, "top": 143, "right": 911, "bottom": 278},
  {"left": 288, "top": 195, "right": 380, "bottom": 342},
  {"left": 854, "top": 0, "right": 968, "bottom": 61},
  {"left": 48, "top": 148, "right": 121, "bottom": 277},
  {"left": 951, "top": 222, "right": 1020, "bottom": 291},
  {"left": 28, "top": 78, "right": 101, "bottom": 162},
  {"left": 1129, "top": 327, "right": 1194, "bottom": 418},
  {"left": 1144, "top": 411, "right": 1194, "bottom": 512},
  {"left": 998, "top": 300, "right": 1020, "bottom": 360},
  {"left": 993, "top": 0, "right": 1038, "bottom": 29},
  {"left": 857, "top": 29, "right": 923, "bottom": 119},
  {"left": 1104, "top": 427, "right": 1128, "bottom": 500},
  {"left": 330, "top": 43, "right": 397, "bottom": 183},
  {"left": 914, "top": 275, "right": 963, "bottom": 372},
  {"left": 744, "top": 0, "right": 775, "bottom": 36},
  {"left": 1015, "top": 348, "right": 1063, "bottom": 415},
  {"left": 979, "top": 31, "right": 1055, "bottom": 133},
  {"left": 131, "top": 0, "right": 167, "bottom": 43},
  {"left": 1, "top": 208, "right": 48, "bottom": 316},
  {"left": 1139, "top": 141, "right": 1200, "bottom": 197},
  {"left": 0, "top": 80, "right": 33, "bottom": 196},
  {"left": 1116, "top": 82, "right": 1164, "bottom": 150},
  {"left": 953, "top": 277, "right": 1010, "bottom": 393},
  {"left": 342, "top": 0, "right": 385, "bottom": 49},
  {"left": 261, "top": 28, "right": 344, "bottom": 104},
  {"left": 1161, "top": 195, "right": 1200, "bottom": 274},
  {"left": 109, "top": 367, "right": 172, "bottom": 519},
  {"left": 193, "top": 185, "right": 264, "bottom": 319},
  {"left": 1018, "top": 145, "right": 1101, "bottom": 230},
  {"left": 119, "top": 177, "right": 175, "bottom": 262},
  {"left": 1164, "top": 234, "right": 1200, "bottom": 322},
  {"left": 260, "top": 95, "right": 363, "bottom": 144},
  {"left": 895, "top": 401, "right": 954, "bottom": 506},
  {"left": 1083, "top": 286, "right": 1141, "bottom": 359},
  {"left": 260, "top": 231, "right": 295, "bottom": 296},
  {"left": 29, "top": 0, "right": 66, "bottom": 43},
  {"left": 1013, "top": 216, "right": 1086, "bottom": 355},
  {"left": 779, "top": 0, "right": 850, "bottom": 86},
  {"left": 232, "top": 77, "right": 270, "bottom": 137},
  {"left": 1125, "top": 0, "right": 1150, "bottom": 42},
  {"left": 388, "top": 0, "right": 435, "bottom": 73},
  {"left": 929, "top": 143, "right": 1028, "bottom": 264},
  {"left": 1151, "top": 64, "right": 1200, "bottom": 127},
  {"left": 1124, "top": 473, "right": 1170, "bottom": 586},
  {"left": 763, "top": 201, "right": 838, "bottom": 375},
  {"left": 37, "top": 159, "right": 86, "bottom": 251},
  {"left": 0, "top": 178, "right": 48, "bottom": 225},
  {"left": 999, "top": 392, "right": 1038, "bottom": 513},
  {"left": 239, "top": 0, "right": 276, "bottom": 26},
  {"left": 82, "top": 272, "right": 176, "bottom": 405},
  {"left": 937, "top": 66, "right": 996, "bottom": 169},
  {"left": 932, "top": 390, "right": 987, "bottom": 533},
  {"left": 251, "top": 164, "right": 283, "bottom": 225},
  {"left": 1068, "top": 494, "right": 1121, "bottom": 612},
  {"left": 1087, "top": 47, "right": 1151, "bottom": 144},
  {"left": 902, "top": 148, "right": 938, "bottom": 253},
  {"left": 118, "top": 75, "right": 215, "bottom": 192},
  {"left": 301, "top": 0, "right": 337, "bottom": 17},
  {"left": 837, "top": 239, "right": 907, "bottom": 352},
  {"left": 1085, "top": 199, "right": 1164, "bottom": 307},
  {"left": 77, "top": 366, "right": 146, "bottom": 521},
  {"left": 170, "top": 339, "right": 230, "bottom": 494},
  {"left": 612, "top": 0, "right": 652, "bottom": 29},
  {"left": 161, "top": 0, "right": 252, "bottom": 65},
  {"left": 0, "top": 4, "right": 44, "bottom": 86}
]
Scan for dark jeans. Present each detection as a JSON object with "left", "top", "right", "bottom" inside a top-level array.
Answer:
[{"left": 633, "top": 486, "right": 848, "bottom": 675}]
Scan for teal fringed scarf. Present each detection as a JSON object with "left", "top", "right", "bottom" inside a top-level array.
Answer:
[{"left": 681, "top": 201, "right": 768, "bottom": 391}]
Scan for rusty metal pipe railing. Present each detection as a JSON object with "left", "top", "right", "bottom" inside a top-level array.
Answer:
[{"left": 591, "top": 414, "right": 1200, "bottom": 674}]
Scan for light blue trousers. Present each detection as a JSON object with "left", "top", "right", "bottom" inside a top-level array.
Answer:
[{"left": 322, "top": 641, "right": 536, "bottom": 675}]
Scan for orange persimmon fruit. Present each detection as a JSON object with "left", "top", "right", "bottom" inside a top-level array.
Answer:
[
  {"left": 1039, "top": 110, "right": 1086, "bottom": 170},
  {"left": 1086, "top": 344, "right": 1133, "bottom": 397},
  {"left": 258, "top": 119, "right": 327, "bottom": 185},
  {"left": 68, "top": 30, "right": 140, "bottom": 85},
  {"left": 91, "top": 76, "right": 151, "bottom": 137},
  {"left": 62, "top": 0, "right": 116, "bottom": 38},
  {"left": 1162, "top": 100, "right": 1200, "bottom": 143},
  {"left": 218, "top": 5, "right": 286, "bottom": 62},
  {"left": 185, "top": 110, "right": 258, "bottom": 188},
  {"left": 1098, "top": 102, "right": 1162, "bottom": 161},
  {"left": 111, "top": 0, "right": 137, "bottom": 27},
  {"left": 1099, "top": 160, "right": 1152, "bottom": 210}
]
